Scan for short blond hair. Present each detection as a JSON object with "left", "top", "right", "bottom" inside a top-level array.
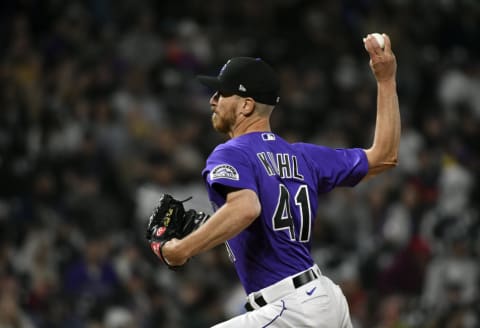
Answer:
[{"left": 255, "top": 102, "right": 275, "bottom": 117}]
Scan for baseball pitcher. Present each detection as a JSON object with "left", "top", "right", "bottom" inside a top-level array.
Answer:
[{"left": 147, "top": 33, "right": 400, "bottom": 327}]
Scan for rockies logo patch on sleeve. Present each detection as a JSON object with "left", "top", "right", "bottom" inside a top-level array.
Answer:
[{"left": 210, "top": 164, "right": 239, "bottom": 181}]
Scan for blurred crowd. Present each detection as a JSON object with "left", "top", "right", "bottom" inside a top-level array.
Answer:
[{"left": 0, "top": 0, "right": 478, "bottom": 327}]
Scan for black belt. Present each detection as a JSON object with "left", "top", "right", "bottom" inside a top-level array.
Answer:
[{"left": 245, "top": 269, "right": 318, "bottom": 311}]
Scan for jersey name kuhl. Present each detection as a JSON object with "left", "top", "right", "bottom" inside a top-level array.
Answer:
[{"left": 202, "top": 132, "right": 368, "bottom": 294}]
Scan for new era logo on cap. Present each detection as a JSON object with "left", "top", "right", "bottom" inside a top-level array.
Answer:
[{"left": 197, "top": 57, "right": 280, "bottom": 106}]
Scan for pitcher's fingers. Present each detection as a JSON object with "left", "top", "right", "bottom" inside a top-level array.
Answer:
[{"left": 382, "top": 33, "right": 392, "bottom": 53}]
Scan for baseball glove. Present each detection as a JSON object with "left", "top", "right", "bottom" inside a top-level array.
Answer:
[{"left": 146, "top": 194, "right": 210, "bottom": 270}]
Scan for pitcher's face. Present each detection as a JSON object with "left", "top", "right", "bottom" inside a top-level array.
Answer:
[{"left": 209, "top": 91, "right": 239, "bottom": 134}]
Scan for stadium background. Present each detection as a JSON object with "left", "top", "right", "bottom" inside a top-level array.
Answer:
[{"left": 0, "top": 0, "right": 478, "bottom": 327}]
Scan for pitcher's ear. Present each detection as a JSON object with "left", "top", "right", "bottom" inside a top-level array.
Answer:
[{"left": 241, "top": 97, "right": 255, "bottom": 116}]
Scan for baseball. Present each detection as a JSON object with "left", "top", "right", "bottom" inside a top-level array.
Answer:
[{"left": 371, "top": 33, "right": 385, "bottom": 49}]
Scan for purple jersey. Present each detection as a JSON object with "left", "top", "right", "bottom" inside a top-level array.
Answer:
[{"left": 202, "top": 132, "right": 368, "bottom": 294}]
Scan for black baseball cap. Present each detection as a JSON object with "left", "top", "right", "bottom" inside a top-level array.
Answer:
[{"left": 197, "top": 57, "right": 280, "bottom": 105}]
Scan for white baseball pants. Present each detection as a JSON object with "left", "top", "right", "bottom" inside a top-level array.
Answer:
[{"left": 211, "top": 265, "right": 352, "bottom": 328}]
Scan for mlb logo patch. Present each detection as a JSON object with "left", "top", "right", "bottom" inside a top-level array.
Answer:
[
  {"left": 210, "top": 164, "right": 240, "bottom": 181},
  {"left": 262, "top": 133, "right": 276, "bottom": 141}
]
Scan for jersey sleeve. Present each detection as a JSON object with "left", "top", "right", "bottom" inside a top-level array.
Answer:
[
  {"left": 298, "top": 143, "right": 368, "bottom": 193},
  {"left": 202, "top": 145, "right": 258, "bottom": 198}
]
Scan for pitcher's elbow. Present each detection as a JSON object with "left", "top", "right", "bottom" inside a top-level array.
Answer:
[
  {"left": 381, "top": 156, "right": 399, "bottom": 169},
  {"left": 365, "top": 148, "right": 398, "bottom": 169},
  {"left": 387, "top": 156, "right": 399, "bottom": 167}
]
